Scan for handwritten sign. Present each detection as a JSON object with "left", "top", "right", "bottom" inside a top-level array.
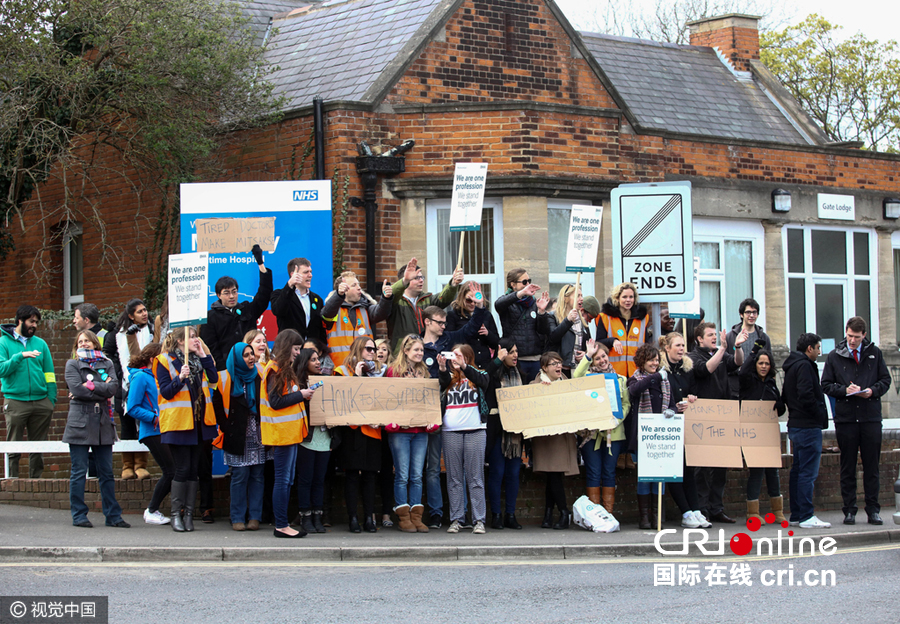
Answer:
[
  {"left": 684, "top": 399, "right": 742, "bottom": 468},
  {"left": 739, "top": 400, "right": 782, "bottom": 468},
  {"left": 307, "top": 376, "right": 441, "bottom": 428},
  {"left": 637, "top": 412, "right": 684, "bottom": 482},
  {"left": 497, "top": 375, "right": 618, "bottom": 439},
  {"left": 195, "top": 217, "right": 276, "bottom": 253}
]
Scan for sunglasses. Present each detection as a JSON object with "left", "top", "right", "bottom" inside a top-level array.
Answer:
[
  {"left": 464, "top": 298, "right": 476, "bottom": 304},
  {"left": 516, "top": 279, "right": 532, "bottom": 285},
  {"left": 364, "top": 346, "right": 376, "bottom": 352}
]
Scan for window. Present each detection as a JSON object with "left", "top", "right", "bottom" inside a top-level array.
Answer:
[
  {"left": 63, "top": 224, "right": 84, "bottom": 310},
  {"left": 547, "top": 200, "right": 596, "bottom": 300}
]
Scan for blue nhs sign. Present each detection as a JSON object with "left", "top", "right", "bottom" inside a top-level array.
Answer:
[{"left": 293, "top": 190, "right": 318, "bottom": 201}]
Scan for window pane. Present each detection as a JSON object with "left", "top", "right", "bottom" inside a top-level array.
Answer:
[
  {"left": 855, "top": 280, "right": 870, "bottom": 330},
  {"left": 695, "top": 242, "right": 720, "bottom": 270},
  {"left": 815, "top": 283, "right": 844, "bottom": 348},
  {"left": 811, "top": 230, "right": 846, "bottom": 274},
  {"left": 700, "top": 281, "right": 720, "bottom": 329},
  {"left": 724, "top": 240, "right": 752, "bottom": 327},
  {"left": 789, "top": 278, "right": 806, "bottom": 350},
  {"left": 854, "top": 232, "right": 869, "bottom": 275},
  {"left": 787, "top": 229, "right": 804, "bottom": 273},
  {"left": 436, "top": 208, "right": 494, "bottom": 275},
  {"left": 548, "top": 208, "right": 571, "bottom": 274},
  {"left": 895, "top": 250, "right": 900, "bottom": 340},
  {"left": 69, "top": 234, "right": 84, "bottom": 296}
]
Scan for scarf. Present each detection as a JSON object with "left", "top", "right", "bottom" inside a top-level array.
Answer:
[
  {"left": 632, "top": 368, "right": 670, "bottom": 415},
  {"left": 226, "top": 342, "right": 259, "bottom": 412},
  {"left": 174, "top": 347, "right": 203, "bottom": 377},
  {"left": 76, "top": 349, "right": 106, "bottom": 365},
  {"left": 499, "top": 364, "right": 524, "bottom": 459}
]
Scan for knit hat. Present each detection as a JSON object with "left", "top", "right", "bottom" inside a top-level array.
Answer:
[{"left": 581, "top": 296, "right": 601, "bottom": 319}]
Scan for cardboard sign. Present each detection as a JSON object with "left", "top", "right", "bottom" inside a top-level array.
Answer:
[
  {"left": 637, "top": 412, "right": 684, "bottom": 482},
  {"left": 497, "top": 375, "right": 618, "bottom": 439},
  {"left": 195, "top": 217, "right": 276, "bottom": 253},
  {"left": 449, "top": 163, "right": 488, "bottom": 231},
  {"left": 307, "top": 376, "right": 441, "bottom": 428},
  {"left": 168, "top": 252, "right": 209, "bottom": 328},
  {"left": 739, "top": 400, "right": 782, "bottom": 468},
  {"left": 684, "top": 399, "right": 742, "bottom": 468},
  {"left": 565, "top": 205, "right": 603, "bottom": 272}
]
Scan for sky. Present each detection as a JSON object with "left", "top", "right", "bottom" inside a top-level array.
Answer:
[{"left": 554, "top": 0, "right": 900, "bottom": 44}]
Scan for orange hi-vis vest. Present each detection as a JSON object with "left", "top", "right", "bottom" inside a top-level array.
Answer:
[
  {"left": 326, "top": 305, "right": 373, "bottom": 368},
  {"left": 153, "top": 354, "right": 215, "bottom": 433},
  {"left": 599, "top": 313, "right": 649, "bottom": 378},
  {"left": 334, "top": 364, "right": 380, "bottom": 440},
  {"left": 216, "top": 363, "right": 264, "bottom": 417},
  {"left": 260, "top": 361, "right": 308, "bottom": 446}
]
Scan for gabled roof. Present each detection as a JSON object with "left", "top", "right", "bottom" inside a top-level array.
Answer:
[
  {"left": 579, "top": 32, "right": 817, "bottom": 145},
  {"left": 240, "top": 1, "right": 313, "bottom": 47}
]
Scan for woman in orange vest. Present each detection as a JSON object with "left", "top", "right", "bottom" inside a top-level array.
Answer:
[
  {"left": 596, "top": 282, "right": 650, "bottom": 378},
  {"left": 334, "top": 336, "right": 386, "bottom": 533},
  {"left": 262, "top": 329, "right": 313, "bottom": 538},
  {"left": 154, "top": 326, "right": 218, "bottom": 532}
]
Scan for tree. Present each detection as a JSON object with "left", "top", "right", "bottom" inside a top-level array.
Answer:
[
  {"left": 0, "top": 0, "right": 281, "bottom": 280},
  {"left": 760, "top": 15, "right": 900, "bottom": 152}
]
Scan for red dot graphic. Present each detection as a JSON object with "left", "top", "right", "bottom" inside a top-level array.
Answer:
[
  {"left": 746, "top": 517, "right": 761, "bottom": 532},
  {"left": 730, "top": 533, "right": 753, "bottom": 556},
  {"left": 781, "top": 521, "right": 789, "bottom": 528},
  {"left": 788, "top": 530, "right": 794, "bottom": 536},
  {"left": 765, "top": 513, "right": 776, "bottom": 524}
]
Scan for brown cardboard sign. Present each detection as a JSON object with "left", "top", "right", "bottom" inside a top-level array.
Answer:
[
  {"left": 496, "top": 375, "right": 618, "bottom": 439},
  {"left": 684, "top": 399, "right": 743, "bottom": 468},
  {"left": 195, "top": 217, "right": 276, "bottom": 253},
  {"left": 739, "top": 400, "right": 782, "bottom": 468},
  {"left": 307, "top": 376, "right": 442, "bottom": 428}
]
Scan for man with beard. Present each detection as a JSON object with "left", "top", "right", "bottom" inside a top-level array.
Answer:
[{"left": 0, "top": 305, "right": 58, "bottom": 478}]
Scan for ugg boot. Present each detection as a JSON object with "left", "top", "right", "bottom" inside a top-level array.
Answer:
[
  {"left": 394, "top": 504, "right": 416, "bottom": 533},
  {"left": 769, "top": 495, "right": 787, "bottom": 523},
  {"left": 133, "top": 452, "right": 151, "bottom": 480},
  {"left": 170, "top": 481, "right": 186, "bottom": 532},
  {"left": 637, "top": 494, "right": 652, "bottom": 530},
  {"left": 601, "top": 487, "right": 615, "bottom": 513},
  {"left": 586, "top": 486, "right": 601, "bottom": 505},
  {"left": 409, "top": 504, "right": 430, "bottom": 533},
  {"left": 747, "top": 499, "right": 764, "bottom": 522},
  {"left": 121, "top": 452, "right": 136, "bottom": 480},
  {"left": 183, "top": 480, "right": 198, "bottom": 532}
]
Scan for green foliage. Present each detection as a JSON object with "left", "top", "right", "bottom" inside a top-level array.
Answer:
[
  {"left": 332, "top": 168, "right": 350, "bottom": 279},
  {"left": 761, "top": 15, "right": 900, "bottom": 152}
]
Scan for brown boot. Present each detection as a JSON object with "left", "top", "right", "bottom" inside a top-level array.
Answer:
[
  {"left": 121, "top": 452, "right": 136, "bottom": 479},
  {"left": 585, "top": 487, "right": 601, "bottom": 505},
  {"left": 134, "top": 452, "right": 151, "bottom": 480},
  {"left": 394, "top": 505, "right": 416, "bottom": 533},
  {"left": 601, "top": 487, "right": 615, "bottom": 513},
  {"left": 746, "top": 499, "right": 764, "bottom": 522},
  {"left": 409, "top": 504, "right": 430, "bottom": 533},
  {"left": 769, "top": 495, "right": 787, "bottom": 523},
  {"left": 637, "top": 494, "right": 652, "bottom": 530}
]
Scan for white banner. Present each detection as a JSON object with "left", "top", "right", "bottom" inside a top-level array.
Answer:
[
  {"left": 168, "top": 252, "right": 209, "bottom": 328},
  {"left": 449, "top": 163, "right": 488, "bottom": 231},
  {"left": 565, "top": 205, "right": 603, "bottom": 272},
  {"left": 637, "top": 412, "right": 684, "bottom": 482}
]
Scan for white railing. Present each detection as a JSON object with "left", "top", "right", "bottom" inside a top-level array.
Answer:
[{"left": 0, "top": 441, "right": 149, "bottom": 479}]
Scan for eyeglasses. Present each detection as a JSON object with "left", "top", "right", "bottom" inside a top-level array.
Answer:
[
  {"left": 410, "top": 275, "right": 425, "bottom": 281},
  {"left": 364, "top": 346, "right": 376, "bottom": 352},
  {"left": 743, "top": 310, "right": 759, "bottom": 316},
  {"left": 515, "top": 279, "right": 532, "bottom": 285},
  {"left": 427, "top": 319, "right": 446, "bottom": 327},
  {"left": 220, "top": 289, "right": 238, "bottom": 296}
]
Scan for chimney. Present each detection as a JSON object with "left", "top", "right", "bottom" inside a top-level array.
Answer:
[{"left": 688, "top": 14, "right": 760, "bottom": 73}]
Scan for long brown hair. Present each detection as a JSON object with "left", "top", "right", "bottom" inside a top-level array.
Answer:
[
  {"left": 449, "top": 343, "right": 475, "bottom": 387},
  {"left": 343, "top": 335, "right": 376, "bottom": 375},
  {"left": 130, "top": 342, "right": 162, "bottom": 369},
  {"left": 271, "top": 329, "right": 304, "bottom": 391}
]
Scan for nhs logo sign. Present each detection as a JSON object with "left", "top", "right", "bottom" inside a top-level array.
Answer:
[{"left": 293, "top": 190, "right": 318, "bottom": 201}]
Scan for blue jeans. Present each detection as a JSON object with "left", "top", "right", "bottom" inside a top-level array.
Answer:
[
  {"left": 296, "top": 446, "right": 330, "bottom": 510},
  {"left": 788, "top": 427, "right": 822, "bottom": 523},
  {"left": 69, "top": 444, "right": 123, "bottom": 525},
  {"left": 388, "top": 432, "right": 428, "bottom": 508},
  {"left": 582, "top": 439, "right": 624, "bottom": 488},
  {"left": 272, "top": 444, "right": 299, "bottom": 529},
  {"left": 230, "top": 464, "right": 265, "bottom": 524},
  {"left": 425, "top": 431, "right": 443, "bottom": 516},
  {"left": 486, "top": 439, "right": 521, "bottom": 514}
]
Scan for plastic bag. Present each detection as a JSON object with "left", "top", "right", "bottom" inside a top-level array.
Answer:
[{"left": 572, "top": 494, "right": 620, "bottom": 533}]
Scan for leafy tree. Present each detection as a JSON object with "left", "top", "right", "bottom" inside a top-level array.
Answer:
[{"left": 760, "top": 15, "right": 900, "bottom": 152}]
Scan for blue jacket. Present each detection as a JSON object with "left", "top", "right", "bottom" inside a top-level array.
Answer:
[{"left": 126, "top": 366, "right": 160, "bottom": 441}]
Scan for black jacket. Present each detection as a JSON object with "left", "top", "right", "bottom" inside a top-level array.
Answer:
[
  {"left": 270, "top": 282, "right": 327, "bottom": 344},
  {"left": 821, "top": 339, "right": 891, "bottom": 423},
  {"left": 200, "top": 268, "right": 273, "bottom": 370},
  {"left": 213, "top": 377, "right": 262, "bottom": 456},
  {"left": 494, "top": 290, "right": 546, "bottom": 358},
  {"left": 738, "top": 349, "right": 786, "bottom": 415},
  {"left": 423, "top": 305, "right": 488, "bottom": 378},
  {"left": 444, "top": 306, "right": 500, "bottom": 370},
  {"left": 781, "top": 351, "right": 828, "bottom": 429},
  {"left": 688, "top": 346, "right": 738, "bottom": 400},
  {"left": 538, "top": 314, "right": 587, "bottom": 369},
  {"left": 725, "top": 322, "right": 771, "bottom": 399},
  {"left": 625, "top": 372, "right": 676, "bottom": 454}
]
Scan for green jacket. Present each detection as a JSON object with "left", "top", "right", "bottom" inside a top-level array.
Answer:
[
  {"left": 387, "top": 279, "right": 459, "bottom": 354},
  {"left": 0, "top": 324, "right": 58, "bottom": 404}
]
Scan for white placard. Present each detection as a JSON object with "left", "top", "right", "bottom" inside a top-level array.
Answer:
[
  {"left": 668, "top": 257, "right": 701, "bottom": 319},
  {"left": 817, "top": 193, "right": 855, "bottom": 221},
  {"left": 449, "top": 163, "right": 488, "bottom": 231},
  {"left": 168, "top": 252, "right": 209, "bottom": 328},
  {"left": 637, "top": 412, "right": 684, "bottom": 482},
  {"left": 565, "top": 205, "right": 603, "bottom": 272}
]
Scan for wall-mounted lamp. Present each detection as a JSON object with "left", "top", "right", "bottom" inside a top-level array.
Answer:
[
  {"left": 771, "top": 188, "right": 791, "bottom": 213},
  {"left": 883, "top": 197, "right": 900, "bottom": 220}
]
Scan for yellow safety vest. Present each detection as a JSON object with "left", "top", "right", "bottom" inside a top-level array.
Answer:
[
  {"left": 153, "top": 354, "right": 215, "bottom": 433},
  {"left": 326, "top": 305, "right": 373, "bottom": 368},
  {"left": 260, "top": 361, "right": 308, "bottom": 446},
  {"left": 599, "top": 314, "right": 648, "bottom": 378}
]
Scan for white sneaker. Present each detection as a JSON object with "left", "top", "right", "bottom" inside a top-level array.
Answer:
[
  {"left": 144, "top": 508, "right": 170, "bottom": 525},
  {"left": 692, "top": 510, "right": 712, "bottom": 528},
  {"left": 446, "top": 520, "right": 461, "bottom": 534},
  {"left": 472, "top": 521, "right": 485, "bottom": 534},
  {"left": 798, "top": 515, "right": 831, "bottom": 529},
  {"left": 681, "top": 511, "right": 701, "bottom": 528}
]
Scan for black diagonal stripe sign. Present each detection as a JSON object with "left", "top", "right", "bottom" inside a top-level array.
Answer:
[{"left": 622, "top": 195, "right": 681, "bottom": 256}]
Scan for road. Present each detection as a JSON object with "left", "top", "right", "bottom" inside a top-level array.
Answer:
[{"left": 1, "top": 545, "right": 897, "bottom": 623}]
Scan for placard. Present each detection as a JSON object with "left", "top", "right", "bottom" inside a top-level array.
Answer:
[
  {"left": 565, "top": 205, "right": 603, "bottom": 272},
  {"left": 497, "top": 375, "right": 618, "bottom": 439},
  {"left": 739, "top": 400, "right": 782, "bottom": 468},
  {"left": 449, "top": 163, "right": 488, "bottom": 231},
  {"left": 195, "top": 217, "right": 276, "bottom": 253},
  {"left": 684, "top": 399, "right": 742, "bottom": 468},
  {"left": 168, "top": 252, "right": 209, "bottom": 328},
  {"left": 637, "top": 412, "right": 684, "bottom": 482},
  {"left": 307, "top": 376, "right": 441, "bottom": 428},
  {"left": 668, "top": 257, "right": 702, "bottom": 319},
  {"left": 590, "top": 372, "right": 623, "bottom": 420}
]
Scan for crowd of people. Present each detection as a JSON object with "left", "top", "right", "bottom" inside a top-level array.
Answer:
[{"left": 0, "top": 246, "right": 891, "bottom": 534}]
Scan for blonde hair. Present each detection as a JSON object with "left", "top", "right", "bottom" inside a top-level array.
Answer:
[
  {"left": 162, "top": 326, "right": 197, "bottom": 354},
  {"left": 243, "top": 329, "right": 271, "bottom": 364},
  {"left": 392, "top": 335, "right": 429, "bottom": 378},
  {"left": 375, "top": 338, "right": 394, "bottom": 367},
  {"left": 554, "top": 283, "right": 581, "bottom": 324}
]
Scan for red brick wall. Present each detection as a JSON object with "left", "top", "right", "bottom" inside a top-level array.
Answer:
[{"left": 689, "top": 25, "right": 761, "bottom": 72}]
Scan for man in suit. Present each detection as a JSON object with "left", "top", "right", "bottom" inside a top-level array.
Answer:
[{"left": 270, "top": 257, "right": 327, "bottom": 343}]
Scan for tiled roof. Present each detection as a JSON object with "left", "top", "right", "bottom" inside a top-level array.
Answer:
[{"left": 240, "top": 1, "right": 313, "bottom": 47}]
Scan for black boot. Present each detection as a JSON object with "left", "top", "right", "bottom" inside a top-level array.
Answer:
[
  {"left": 363, "top": 516, "right": 377, "bottom": 533},
  {"left": 490, "top": 513, "right": 504, "bottom": 530},
  {"left": 299, "top": 510, "right": 316, "bottom": 535},
  {"left": 504, "top": 512, "right": 523, "bottom": 530},
  {"left": 312, "top": 509, "right": 327, "bottom": 533},
  {"left": 637, "top": 494, "right": 652, "bottom": 530},
  {"left": 541, "top": 507, "right": 553, "bottom": 529},
  {"left": 183, "top": 480, "right": 199, "bottom": 532},
  {"left": 170, "top": 481, "right": 186, "bottom": 533},
  {"left": 553, "top": 509, "right": 570, "bottom": 530},
  {"left": 348, "top": 515, "right": 361, "bottom": 533}
]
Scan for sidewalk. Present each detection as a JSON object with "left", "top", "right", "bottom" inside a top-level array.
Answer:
[{"left": 1, "top": 504, "right": 898, "bottom": 563}]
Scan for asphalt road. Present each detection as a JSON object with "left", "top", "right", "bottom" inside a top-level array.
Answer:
[{"left": 2, "top": 545, "right": 897, "bottom": 623}]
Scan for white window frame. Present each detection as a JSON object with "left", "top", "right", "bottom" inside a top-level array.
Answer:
[
  {"left": 63, "top": 223, "right": 84, "bottom": 310},
  {"left": 547, "top": 199, "right": 596, "bottom": 300}
]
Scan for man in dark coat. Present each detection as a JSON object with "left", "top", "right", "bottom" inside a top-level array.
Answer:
[
  {"left": 270, "top": 256, "right": 327, "bottom": 344},
  {"left": 725, "top": 298, "right": 771, "bottom": 399},
  {"left": 821, "top": 317, "right": 891, "bottom": 526}
]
